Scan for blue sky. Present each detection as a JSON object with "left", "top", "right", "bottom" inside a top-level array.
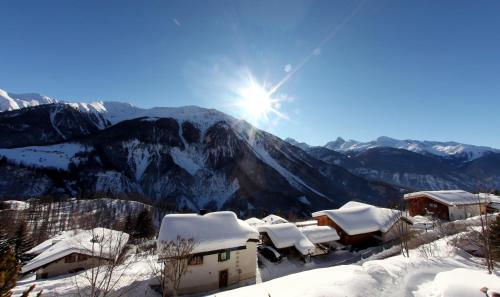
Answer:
[{"left": 1, "top": 0, "right": 499, "bottom": 148}]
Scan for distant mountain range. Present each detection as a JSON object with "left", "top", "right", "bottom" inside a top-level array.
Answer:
[
  {"left": 286, "top": 136, "right": 500, "bottom": 192},
  {"left": 287, "top": 136, "right": 499, "bottom": 162},
  {"left": 1, "top": 88, "right": 498, "bottom": 216},
  {"left": 0, "top": 88, "right": 401, "bottom": 217}
]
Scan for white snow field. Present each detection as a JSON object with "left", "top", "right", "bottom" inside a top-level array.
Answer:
[
  {"left": 211, "top": 233, "right": 500, "bottom": 297},
  {"left": 0, "top": 143, "right": 90, "bottom": 170}
]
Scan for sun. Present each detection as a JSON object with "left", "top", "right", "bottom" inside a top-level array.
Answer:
[
  {"left": 239, "top": 83, "right": 273, "bottom": 120},
  {"left": 231, "top": 73, "right": 289, "bottom": 126}
]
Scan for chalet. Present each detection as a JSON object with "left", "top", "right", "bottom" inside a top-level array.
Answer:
[
  {"left": 404, "top": 190, "right": 488, "bottom": 221},
  {"left": 157, "top": 211, "right": 259, "bottom": 295},
  {"left": 21, "top": 228, "right": 129, "bottom": 279},
  {"left": 479, "top": 193, "right": 500, "bottom": 213},
  {"left": 312, "top": 201, "right": 409, "bottom": 247},
  {"left": 257, "top": 223, "right": 316, "bottom": 259}
]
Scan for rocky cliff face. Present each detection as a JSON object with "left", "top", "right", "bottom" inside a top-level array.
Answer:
[
  {"left": 306, "top": 146, "right": 500, "bottom": 192},
  {"left": 0, "top": 103, "right": 402, "bottom": 217}
]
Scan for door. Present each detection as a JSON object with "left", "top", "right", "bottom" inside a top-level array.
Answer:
[{"left": 219, "top": 269, "right": 228, "bottom": 288}]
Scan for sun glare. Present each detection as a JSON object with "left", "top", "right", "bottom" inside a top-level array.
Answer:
[
  {"left": 239, "top": 83, "right": 273, "bottom": 119},
  {"left": 231, "top": 73, "right": 289, "bottom": 127}
]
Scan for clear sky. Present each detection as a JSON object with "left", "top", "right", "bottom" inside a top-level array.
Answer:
[{"left": 1, "top": 0, "right": 499, "bottom": 148}]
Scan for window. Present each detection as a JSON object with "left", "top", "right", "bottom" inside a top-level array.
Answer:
[
  {"left": 65, "top": 254, "right": 77, "bottom": 263},
  {"left": 218, "top": 251, "right": 230, "bottom": 262},
  {"left": 78, "top": 254, "right": 88, "bottom": 262},
  {"left": 429, "top": 203, "right": 437, "bottom": 208},
  {"left": 189, "top": 255, "right": 203, "bottom": 265}
]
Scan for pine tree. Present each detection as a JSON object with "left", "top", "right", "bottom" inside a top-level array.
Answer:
[
  {"left": 489, "top": 214, "right": 500, "bottom": 261},
  {"left": 134, "top": 209, "right": 155, "bottom": 240},
  {"left": 123, "top": 212, "right": 136, "bottom": 236},
  {"left": 12, "top": 220, "right": 33, "bottom": 263},
  {"left": 0, "top": 248, "right": 20, "bottom": 297}
]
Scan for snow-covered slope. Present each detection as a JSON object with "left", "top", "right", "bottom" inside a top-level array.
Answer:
[
  {"left": 0, "top": 89, "right": 57, "bottom": 111},
  {"left": 323, "top": 136, "right": 499, "bottom": 161},
  {"left": 0, "top": 89, "right": 400, "bottom": 214}
]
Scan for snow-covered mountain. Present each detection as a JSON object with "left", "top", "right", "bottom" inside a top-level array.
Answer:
[
  {"left": 293, "top": 139, "right": 500, "bottom": 192},
  {"left": 324, "top": 136, "right": 499, "bottom": 161},
  {"left": 0, "top": 89, "right": 57, "bottom": 111},
  {"left": 0, "top": 88, "right": 401, "bottom": 216}
]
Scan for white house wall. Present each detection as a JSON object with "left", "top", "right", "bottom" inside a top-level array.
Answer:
[
  {"left": 448, "top": 204, "right": 481, "bottom": 220},
  {"left": 175, "top": 241, "right": 257, "bottom": 295}
]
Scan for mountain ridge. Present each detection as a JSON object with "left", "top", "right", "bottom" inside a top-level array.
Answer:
[{"left": 0, "top": 88, "right": 402, "bottom": 216}]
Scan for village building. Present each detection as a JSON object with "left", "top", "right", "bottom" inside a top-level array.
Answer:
[
  {"left": 404, "top": 190, "right": 488, "bottom": 221},
  {"left": 478, "top": 192, "right": 500, "bottom": 213},
  {"left": 312, "top": 201, "right": 409, "bottom": 247},
  {"left": 244, "top": 217, "right": 266, "bottom": 228},
  {"left": 262, "top": 214, "right": 288, "bottom": 225},
  {"left": 299, "top": 225, "right": 341, "bottom": 253},
  {"left": 258, "top": 223, "right": 316, "bottom": 259},
  {"left": 21, "top": 228, "right": 129, "bottom": 279},
  {"left": 157, "top": 211, "right": 259, "bottom": 295}
]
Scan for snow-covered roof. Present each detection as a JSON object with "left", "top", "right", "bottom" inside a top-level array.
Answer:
[
  {"left": 0, "top": 200, "right": 29, "bottom": 210},
  {"left": 157, "top": 211, "right": 259, "bottom": 255},
  {"left": 294, "top": 220, "right": 318, "bottom": 228},
  {"left": 245, "top": 217, "right": 266, "bottom": 228},
  {"left": 22, "top": 228, "right": 129, "bottom": 274},
  {"left": 262, "top": 214, "right": 288, "bottom": 225},
  {"left": 300, "top": 226, "right": 339, "bottom": 244},
  {"left": 25, "top": 229, "right": 84, "bottom": 255},
  {"left": 257, "top": 223, "right": 315, "bottom": 256},
  {"left": 404, "top": 190, "right": 485, "bottom": 206},
  {"left": 479, "top": 193, "right": 500, "bottom": 204},
  {"left": 312, "top": 201, "right": 402, "bottom": 235}
]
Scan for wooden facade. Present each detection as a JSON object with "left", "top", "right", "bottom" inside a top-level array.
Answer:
[
  {"left": 315, "top": 215, "right": 380, "bottom": 247},
  {"left": 406, "top": 196, "right": 450, "bottom": 220},
  {"left": 406, "top": 195, "right": 488, "bottom": 221}
]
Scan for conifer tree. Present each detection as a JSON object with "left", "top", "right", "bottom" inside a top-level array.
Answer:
[
  {"left": 12, "top": 220, "right": 33, "bottom": 263},
  {"left": 135, "top": 209, "right": 155, "bottom": 240},
  {"left": 0, "top": 248, "right": 20, "bottom": 297},
  {"left": 489, "top": 214, "right": 500, "bottom": 261}
]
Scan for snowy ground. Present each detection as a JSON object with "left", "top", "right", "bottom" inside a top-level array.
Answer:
[
  {"left": 12, "top": 215, "right": 500, "bottom": 297},
  {"left": 210, "top": 233, "right": 500, "bottom": 297}
]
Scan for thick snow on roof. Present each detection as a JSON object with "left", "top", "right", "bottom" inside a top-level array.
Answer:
[
  {"left": 258, "top": 223, "right": 315, "bottom": 256},
  {"left": 262, "top": 214, "right": 288, "bottom": 225},
  {"left": 0, "top": 200, "right": 29, "bottom": 210},
  {"left": 245, "top": 217, "right": 266, "bottom": 228},
  {"left": 22, "top": 228, "right": 129, "bottom": 273},
  {"left": 25, "top": 229, "right": 84, "bottom": 255},
  {"left": 404, "top": 190, "right": 483, "bottom": 206},
  {"left": 478, "top": 193, "right": 500, "bottom": 204},
  {"left": 157, "top": 211, "right": 258, "bottom": 254},
  {"left": 312, "top": 201, "right": 401, "bottom": 235},
  {"left": 300, "top": 226, "right": 339, "bottom": 244},
  {"left": 295, "top": 220, "right": 318, "bottom": 228}
]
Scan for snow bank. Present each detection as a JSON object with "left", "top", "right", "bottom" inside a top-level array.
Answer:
[
  {"left": 312, "top": 201, "right": 401, "bottom": 235},
  {"left": 210, "top": 233, "right": 500, "bottom": 297},
  {"left": 258, "top": 223, "right": 315, "bottom": 256},
  {"left": 22, "top": 228, "right": 129, "bottom": 273},
  {"left": 414, "top": 268, "right": 500, "bottom": 297},
  {"left": 157, "top": 211, "right": 258, "bottom": 254}
]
